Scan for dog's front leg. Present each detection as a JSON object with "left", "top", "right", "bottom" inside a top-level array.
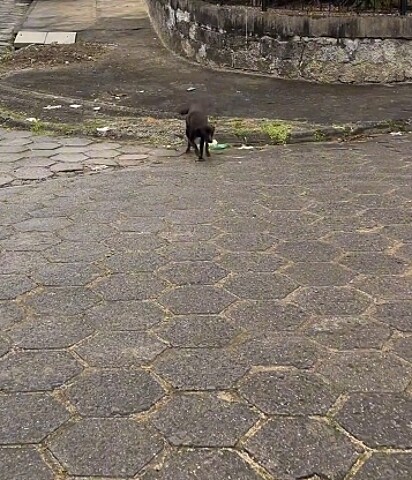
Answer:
[{"left": 206, "top": 141, "right": 211, "bottom": 157}]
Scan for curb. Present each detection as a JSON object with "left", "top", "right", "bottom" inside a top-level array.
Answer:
[{"left": 0, "top": 109, "right": 411, "bottom": 146}]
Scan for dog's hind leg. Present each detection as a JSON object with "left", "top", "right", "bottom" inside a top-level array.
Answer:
[
  {"left": 198, "top": 138, "right": 205, "bottom": 161},
  {"left": 205, "top": 141, "right": 211, "bottom": 157},
  {"left": 188, "top": 135, "right": 200, "bottom": 158}
]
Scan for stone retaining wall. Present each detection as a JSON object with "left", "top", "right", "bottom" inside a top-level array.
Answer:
[{"left": 146, "top": 0, "right": 412, "bottom": 83}]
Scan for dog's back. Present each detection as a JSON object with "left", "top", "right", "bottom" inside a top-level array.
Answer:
[
  {"left": 180, "top": 103, "right": 213, "bottom": 142},
  {"left": 179, "top": 102, "right": 214, "bottom": 160}
]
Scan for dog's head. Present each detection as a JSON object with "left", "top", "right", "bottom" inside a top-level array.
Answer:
[{"left": 205, "top": 125, "right": 215, "bottom": 143}]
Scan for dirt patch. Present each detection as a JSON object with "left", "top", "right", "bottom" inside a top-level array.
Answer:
[{"left": 0, "top": 43, "right": 110, "bottom": 73}]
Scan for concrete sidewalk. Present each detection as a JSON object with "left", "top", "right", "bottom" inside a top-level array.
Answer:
[
  {"left": 0, "top": 0, "right": 411, "bottom": 129},
  {"left": 0, "top": 128, "right": 411, "bottom": 479},
  {"left": 0, "top": 0, "right": 31, "bottom": 54}
]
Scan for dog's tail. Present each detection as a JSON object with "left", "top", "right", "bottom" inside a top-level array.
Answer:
[{"left": 179, "top": 107, "right": 189, "bottom": 115}]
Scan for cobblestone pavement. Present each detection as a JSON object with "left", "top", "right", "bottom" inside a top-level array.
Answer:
[
  {"left": 0, "top": 0, "right": 31, "bottom": 54},
  {"left": 0, "top": 128, "right": 411, "bottom": 479}
]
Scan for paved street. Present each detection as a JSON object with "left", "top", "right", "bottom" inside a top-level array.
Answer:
[{"left": 0, "top": 128, "right": 411, "bottom": 479}]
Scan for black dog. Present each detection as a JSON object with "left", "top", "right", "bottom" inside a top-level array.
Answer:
[{"left": 179, "top": 103, "right": 215, "bottom": 161}]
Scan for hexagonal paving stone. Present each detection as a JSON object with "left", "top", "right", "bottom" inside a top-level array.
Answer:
[
  {"left": 104, "top": 251, "right": 166, "bottom": 272},
  {"left": 159, "top": 224, "right": 218, "bottom": 242},
  {"left": 154, "top": 348, "right": 248, "bottom": 390},
  {"left": 275, "top": 240, "right": 341, "bottom": 262},
  {"left": 244, "top": 417, "right": 360, "bottom": 480},
  {"left": 44, "top": 241, "right": 110, "bottom": 263},
  {"left": 0, "top": 447, "right": 54, "bottom": 480},
  {"left": 2, "top": 138, "right": 32, "bottom": 147},
  {"left": 158, "top": 261, "right": 228, "bottom": 285},
  {"left": 160, "top": 242, "right": 219, "bottom": 262},
  {"left": 353, "top": 193, "right": 407, "bottom": 209},
  {"left": 8, "top": 315, "right": 95, "bottom": 349},
  {"left": 25, "top": 287, "right": 100, "bottom": 315},
  {"left": 156, "top": 315, "right": 239, "bottom": 347},
  {"left": 14, "top": 217, "right": 72, "bottom": 232},
  {"left": 240, "top": 370, "right": 338, "bottom": 415},
  {"left": 213, "top": 233, "right": 275, "bottom": 252},
  {"left": 258, "top": 194, "right": 309, "bottom": 211},
  {"left": 374, "top": 301, "right": 412, "bottom": 331},
  {"left": 326, "top": 232, "right": 395, "bottom": 252},
  {"left": 217, "top": 252, "right": 286, "bottom": 272},
  {"left": 15, "top": 157, "right": 57, "bottom": 168},
  {"left": 0, "top": 274, "right": 36, "bottom": 300},
  {"left": 336, "top": 393, "right": 412, "bottom": 448},
  {"left": 52, "top": 153, "right": 88, "bottom": 163},
  {"left": 58, "top": 224, "right": 115, "bottom": 243},
  {"left": 66, "top": 369, "right": 165, "bottom": 417},
  {"left": 152, "top": 393, "right": 259, "bottom": 447},
  {"left": 141, "top": 449, "right": 264, "bottom": 480},
  {"left": 292, "top": 287, "right": 371, "bottom": 315},
  {"left": 169, "top": 209, "right": 216, "bottom": 225},
  {"left": 84, "top": 149, "right": 120, "bottom": 158},
  {"left": 0, "top": 145, "right": 29, "bottom": 154},
  {"left": 0, "top": 251, "right": 41, "bottom": 275},
  {"left": 0, "top": 336, "right": 9, "bottom": 357},
  {"left": 159, "top": 285, "right": 235, "bottom": 314},
  {"left": 13, "top": 167, "right": 54, "bottom": 180},
  {"left": 31, "top": 263, "right": 101, "bottom": 286},
  {"left": 361, "top": 208, "right": 412, "bottom": 226},
  {"left": 117, "top": 217, "right": 166, "bottom": 233},
  {"left": 0, "top": 351, "right": 82, "bottom": 391},
  {"left": 236, "top": 334, "right": 322, "bottom": 369},
  {"left": 30, "top": 141, "right": 60, "bottom": 150},
  {"left": 339, "top": 253, "right": 408, "bottom": 275},
  {"left": 85, "top": 141, "right": 121, "bottom": 150},
  {"left": 317, "top": 352, "right": 412, "bottom": 393},
  {"left": 105, "top": 233, "right": 167, "bottom": 252},
  {"left": 352, "top": 453, "right": 412, "bottom": 480},
  {"left": 390, "top": 336, "right": 412, "bottom": 362},
  {"left": 353, "top": 275, "right": 412, "bottom": 302},
  {"left": 213, "top": 214, "right": 272, "bottom": 233},
  {"left": 0, "top": 174, "right": 13, "bottom": 187},
  {"left": 302, "top": 316, "right": 391, "bottom": 350},
  {"left": 227, "top": 301, "right": 307, "bottom": 333},
  {"left": 223, "top": 273, "right": 298, "bottom": 300},
  {"left": 0, "top": 393, "right": 70, "bottom": 444},
  {"left": 383, "top": 224, "right": 412, "bottom": 242},
  {"left": 75, "top": 331, "right": 167, "bottom": 367},
  {"left": 0, "top": 301, "right": 24, "bottom": 330},
  {"left": 93, "top": 273, "right": 166, "bottom": 301},
  {"left": 0, "top": 225, "right": 13, "bottom": 241},
  {"left": 49, "top": 419, "right": 163, "bottom": 477},
  {"left": 396, "top": 242, "right": 412, "bottom": 261},
  {"left": 267, "top": 213, "right": 320, "bottom": 237},
  {"left": 23, "top": 149, "right": 60, "bottom": 159},
  {"left": 85, "top": 300, "right": 164, "bottom": 330},
  {"left": 283, "top": 262, "right": 355, "bottom": 286},
  {"left": 1, "top": 152, "right": 27, "bottom": 163},
  {"left": 0, "top": 232, "right": 60, "bottom": 252}
]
